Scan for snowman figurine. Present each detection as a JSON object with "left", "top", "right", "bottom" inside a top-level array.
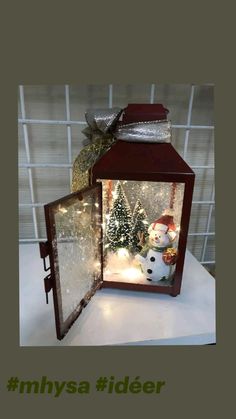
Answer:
[{"left": 135, "top": 214, "right": 178, "bottom": 282}]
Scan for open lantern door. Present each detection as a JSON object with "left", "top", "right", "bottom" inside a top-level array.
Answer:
[{"left": 40, "top": 183, "right": 103, "bottom": 340}]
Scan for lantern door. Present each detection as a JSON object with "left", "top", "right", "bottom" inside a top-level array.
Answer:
[{"left": 42, "top": 183, "right": 103, "bottom": 340}]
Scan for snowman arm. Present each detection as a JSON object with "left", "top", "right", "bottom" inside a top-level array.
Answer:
[
  {"left": 139, "top": 244, "right": 149, "bottom": 258},
  {"left": 135, "top": 253, "right": 146, "bottom": 263}
]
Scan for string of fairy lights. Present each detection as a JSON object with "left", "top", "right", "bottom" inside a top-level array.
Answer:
[{"left": 52, "top": 179, "right": 183, "bottom": 287}]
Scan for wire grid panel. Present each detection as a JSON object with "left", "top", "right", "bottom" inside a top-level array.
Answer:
[{"left": 18, "top": 84, "right": 215, "bottom": 274}]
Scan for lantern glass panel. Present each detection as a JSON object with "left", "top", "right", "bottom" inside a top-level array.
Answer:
[
  {"left": 46, "top": 185, "right": 102, "bottom": 327},
  {"left": 100, "top": 179, "right": 185, "bottom": 286}
]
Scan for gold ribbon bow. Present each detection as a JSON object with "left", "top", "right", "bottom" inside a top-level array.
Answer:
[{"left": 71, "top": 107, "right": 171, "bottom": 192}]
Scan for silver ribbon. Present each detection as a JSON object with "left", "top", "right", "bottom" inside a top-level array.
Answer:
[
  {"left": 83, "top": 107, "right": 171, "bottom": 143},
  {"left": 115, "top": 120, "right": 171, "bottom": 143}
]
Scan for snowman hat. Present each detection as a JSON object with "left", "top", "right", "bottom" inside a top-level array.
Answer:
[{"left": 149, "top": 211, "right": 177, "bottom": 234}]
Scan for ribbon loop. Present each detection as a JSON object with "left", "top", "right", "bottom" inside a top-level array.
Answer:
[{"left": 83, "top": 108, "right": 123, "bottom": 141}]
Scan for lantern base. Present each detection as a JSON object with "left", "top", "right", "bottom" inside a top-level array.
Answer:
[{"left": 101, "top": 279, "right": 176, "bottom": 295}]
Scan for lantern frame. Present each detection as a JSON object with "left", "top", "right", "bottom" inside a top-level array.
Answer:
[{"left": 91, "top": 141, "right": 195, "bottom": 297}]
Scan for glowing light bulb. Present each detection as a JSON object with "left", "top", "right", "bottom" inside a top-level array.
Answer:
[
  {"left": 94, "top": 261, "right": 101, "bottom": 269},
  {"left": 117, "top": 248, "right": 129, "bottom": 259},
  {"left": 95, "top": 203, "right": 99, "bottom": 208},
  {"left": 59, "top": 207, "right": 67, "bottom": 214}
]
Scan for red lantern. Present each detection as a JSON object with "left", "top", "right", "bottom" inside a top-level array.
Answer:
[{"left": 40, "top": 104, "right": 195, "bottom": 339}]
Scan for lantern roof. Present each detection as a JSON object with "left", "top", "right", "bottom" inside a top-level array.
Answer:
[
  {"left": 92, "top": 141, "right": 194, "bottom": 183},
  {"left": 92, "top": 104, "right": 194, "bottom": 183}
]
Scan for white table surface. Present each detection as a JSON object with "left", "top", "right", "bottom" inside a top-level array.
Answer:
[{"left": 19, "top": 244, "right": 216, "bottom": 346}]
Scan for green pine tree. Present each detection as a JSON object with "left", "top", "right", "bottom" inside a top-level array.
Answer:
[
  {"left": 131, "top": 199, "right": 149, "bottom": 253},
  {"left": 106, "top": 181, "right": 132, "bottom": 252}
]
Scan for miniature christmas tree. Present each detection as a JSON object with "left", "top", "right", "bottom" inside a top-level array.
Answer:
[
  {"left": 131, "top": 199, "right": 149, "bottom": 253},
  {"left": 106, "top": 181, "right": 132, "bottom": 252}
]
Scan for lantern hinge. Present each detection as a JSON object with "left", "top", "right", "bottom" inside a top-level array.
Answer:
[
  {"left": 43, "top": 274, "right": 53, "bottom": 304},
  {"left": 39, "top": 241, "right": 53, "bottom": 304},
  {"left": 39, "top": 241, "right": 51, "bottom": 272}
]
